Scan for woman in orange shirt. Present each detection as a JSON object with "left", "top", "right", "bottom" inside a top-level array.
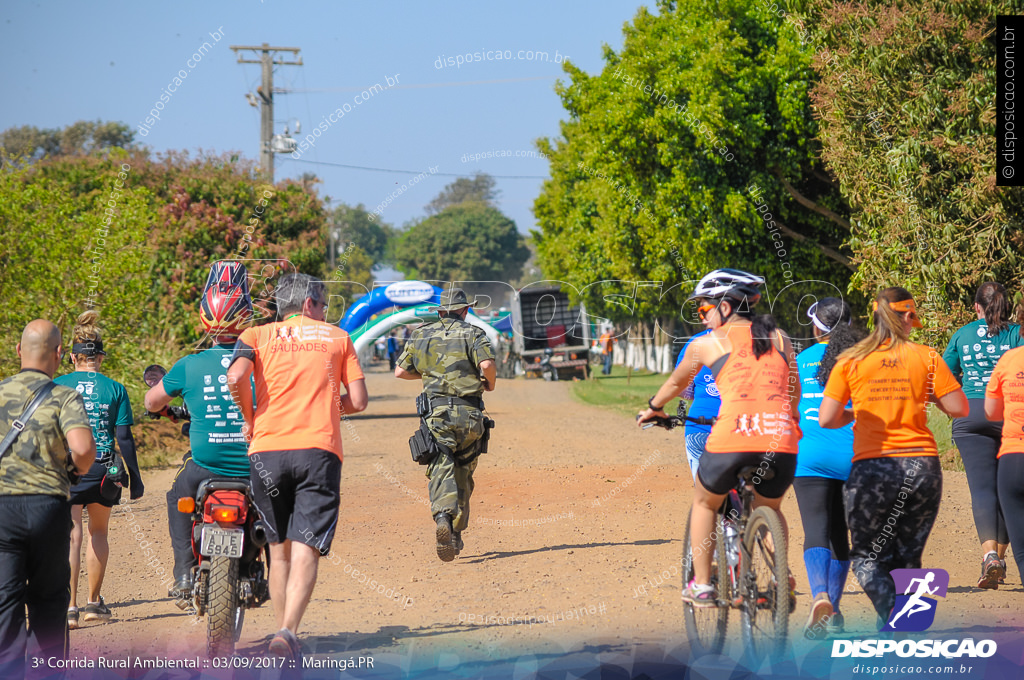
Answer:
[
  {"left": 984, "top": 344, "right": 1024, "bottom": 585},
  {"left": 639, "top": 269, "right": 802, "bottom": 606},
  {"left": 820, "top": 288, "right": 968, "bottom": 626}
]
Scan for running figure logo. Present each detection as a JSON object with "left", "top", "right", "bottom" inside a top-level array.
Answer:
[{"left": 883, "top": 568, "right": 949, "bottom": 632}]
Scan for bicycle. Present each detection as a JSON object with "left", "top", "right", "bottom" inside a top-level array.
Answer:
[{"left": 640, "top": 404, "right": 791, "bottom": 662}]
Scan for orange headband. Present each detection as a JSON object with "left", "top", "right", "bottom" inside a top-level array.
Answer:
[{"left": 872, "top": 299, "right": 923, "bottom": 328}]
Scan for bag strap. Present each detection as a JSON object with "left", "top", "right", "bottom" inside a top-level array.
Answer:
[{"left": 0, "top": 380, "right": 58, "bottom": 462}]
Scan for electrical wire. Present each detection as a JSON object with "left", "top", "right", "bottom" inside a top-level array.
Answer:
[{"left": 283, "top": 157, "right": 547, "bottom": 179}]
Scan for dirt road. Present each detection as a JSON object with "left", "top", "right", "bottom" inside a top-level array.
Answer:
[{"left": 63, "top": 364, "right": 1024, "bottom": 678}]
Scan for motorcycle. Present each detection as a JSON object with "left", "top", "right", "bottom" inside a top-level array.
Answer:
[{"left": 143, "top": 364, "right": 270, "bottom": 657}]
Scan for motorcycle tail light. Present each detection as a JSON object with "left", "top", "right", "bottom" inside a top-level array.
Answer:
[
  {"left": 178, "top": 498, "right": 195, "bottom": 513},
  {"left": 203, "top": 490, "right": 248, "bottom": 524},
  {"left": 211, "top": 505, "right": 240, "bottom": 523}
]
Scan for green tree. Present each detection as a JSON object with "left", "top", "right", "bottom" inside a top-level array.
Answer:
[
  {"left": 0, "top": 120, "right": 135, "bottom": 162},
  {"left": 425, "top": 172, "right": 500, "bottom": 215},
  {"left": 788, "top": 0, "right": 1024, "bottom": 345},
  {"left": 393, "top": 203, "right": 529, "bottom": 281},
  {"left": 329, "top": 203, "right": 394, "bottom": 263},
  {"left": 533, "top": 0, "right": 857, "bottom": 335}
]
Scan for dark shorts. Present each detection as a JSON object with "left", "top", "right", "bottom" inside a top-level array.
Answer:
[
  {"left": 69, "top": 461, "right": 120, "bottom": 507},
  {"left": 697, "top": 451, "right": 796, "bottom": 498},
  {"left": 249, "top": 448, "right": 342, "bottom": 554}
]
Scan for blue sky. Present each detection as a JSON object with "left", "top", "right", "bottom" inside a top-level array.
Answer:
[{"left": 1, "top": 1, "right": 646, "bottom": 238}]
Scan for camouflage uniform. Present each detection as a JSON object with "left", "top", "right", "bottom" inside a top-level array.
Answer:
[
  {"left": 844, "top": 456, "right": 943, "bottom": 625},
  {"left": 398, "top": 315, "right": 494, "bottom": 534}
]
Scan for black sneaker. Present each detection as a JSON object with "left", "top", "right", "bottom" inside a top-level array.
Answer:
[
  {"left": 453, "top": 531, "right": 464, "bottom": 555},
  {"left": 82, "top": 597, "right": 111, "bottom": 622},
  {"left": 268, "top": 628, "right": 301, "bottom": 658},
  {"left": 826, "top": 611, "right": 845, "bottom": 636},
  {"left": 978, "top": 552, "right": 1003, "bottom": 590},
  {"left": 435, "top": 514, "right": 455, "bottom": 562},
  {"left": 67, "top": 607, "right": 79, "bottom": 630}
]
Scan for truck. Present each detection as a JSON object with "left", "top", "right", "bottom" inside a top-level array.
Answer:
[{"left": 509, "top": 285, "right": 592, "bottom": 380}]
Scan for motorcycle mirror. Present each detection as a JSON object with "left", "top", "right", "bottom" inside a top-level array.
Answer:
[{"left": 143, "top": 364, "right": 167, "bottom": 387}]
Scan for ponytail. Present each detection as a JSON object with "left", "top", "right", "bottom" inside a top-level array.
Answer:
[
  {"left": 750, "top": 314, "right": 779, "bottom": 359},
  {"left": 839, "top": 287, "right": 914, "bottom": 363},
  {"left": 817, "top": 322, "right": 867, "bottom": 387},
  {"left": 975, "top": 281, "right": 1010, "bottom": 335}
]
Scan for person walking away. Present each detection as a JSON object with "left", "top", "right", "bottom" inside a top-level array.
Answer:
[
  {"left": 793, "top": 298, "right": 862, "bottom": 638},
  {"left": 228, "top": 273, "right": 367, "bottom": 658},
  {"left": 637, "top": 269, "right": 801, "bottom": 606},
  {"left": 387, "top": 331, "right": 400, "bottom": 371},
  {"left": 599, "top": 328, "right": 614, "bottom": 375},
  {"left": 54, "top": 310, "right": 140, "bottom": 630},
  {"left": 144, "top": 261, "right": 255, "bottom": 607},
  {"left": 983, "top": 339, "right": 1024, "bottom": 588},
  {"left": 819, "top": 288, "right": 968, "bottom": 628},
  {"left": 676, "top": 322, "right": 722, "bottom": 481},
  {"left": 395, "top": 289, "right": 496, "bottom": 562},
  {"left": 942, "top": 282, "right": 1023, "bottom": 589},
  {"left": 0, "top": 320, "right": 94, "bottom": 679}
]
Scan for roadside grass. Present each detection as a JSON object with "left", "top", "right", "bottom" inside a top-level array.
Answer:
[{"left": 572, "top": 365, "right": 963, "bottom": 471}]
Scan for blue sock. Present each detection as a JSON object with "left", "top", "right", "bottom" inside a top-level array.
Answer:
[
  {"left": 804, "top": 548, "right": 831, "bottom": 599},
  {"left": 829, "top": 559, "right": 851, "bottom": 612}
]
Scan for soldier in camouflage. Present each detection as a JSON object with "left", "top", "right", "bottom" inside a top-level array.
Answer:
[{"left": 395, "top": 289, "right": 497, "bottom": 562}]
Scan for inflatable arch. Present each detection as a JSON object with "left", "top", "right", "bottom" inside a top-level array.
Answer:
[{"left": 340, "top": 281, "right": 500, "bottom": 354}]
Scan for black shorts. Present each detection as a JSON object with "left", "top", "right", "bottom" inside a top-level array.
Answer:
[
  {"left": 249, "top": 449, "right": 342, "bottom": 554},
  {"left": 69, "top": 461, "right": 120, "bottom": 508},
  {"left": 697, "top": 451, "right": 796, "bottom": 498}
]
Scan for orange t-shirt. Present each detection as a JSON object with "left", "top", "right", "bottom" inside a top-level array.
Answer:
[
  {"left": 985, "top": 347, "right": 1024, "bottom": 457},
  {"left": 235, "top": 315, "right": 364, "bottom": 459},
  {"left": 823, "top": 341, "right": 960, "bottom": 462},
  {"left": 705, "top": 325, "right": 801, "bottom": 455}
]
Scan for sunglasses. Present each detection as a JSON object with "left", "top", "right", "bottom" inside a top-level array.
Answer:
[{"left": 697, "top": 302, "right": 717, "bottom": 320}]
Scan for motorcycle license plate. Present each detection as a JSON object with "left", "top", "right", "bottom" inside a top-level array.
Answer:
[{"left": 200, "top": 527, "right": 244, "bottom": 558}]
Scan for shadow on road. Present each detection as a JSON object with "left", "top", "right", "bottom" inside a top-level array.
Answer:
[{"left": 459, "top": 538, "right": 675, "bottom": 563}]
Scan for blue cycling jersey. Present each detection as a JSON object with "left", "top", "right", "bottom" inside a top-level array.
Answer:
[
  {"left": 796, "top": 342, "right": 853, "bottom": 480},
  {"left": 676, "top": 330, "right": 721, "bottom": 435}
]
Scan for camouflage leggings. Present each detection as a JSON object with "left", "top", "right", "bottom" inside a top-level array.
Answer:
[{"left": 844, "top": 456, "right": 942, "bottom": 624}]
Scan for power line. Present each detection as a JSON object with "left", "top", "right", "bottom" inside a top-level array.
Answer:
[
  {"left": 286, "top": 157, "right": 548, "bottom": 180},
  {"left": 285, "top": 75, "right": 558, "bottom": 94}
]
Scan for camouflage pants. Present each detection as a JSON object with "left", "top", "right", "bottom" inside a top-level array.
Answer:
[
  {"left": 425, "top": 404, "right": 485, "bottom": 532},
  {"left": 844, "top": 456, "right": 942, "bottom": 624}
]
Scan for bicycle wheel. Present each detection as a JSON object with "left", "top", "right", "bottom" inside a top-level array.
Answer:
[
  {"left": 682, "top": 508, "right": 729, "bottom": 655},
  {"left": 740, "top": 506, "right": 790, "bottom": 662}
]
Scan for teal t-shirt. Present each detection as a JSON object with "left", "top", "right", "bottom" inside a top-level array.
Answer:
[
  {"left": 943, "top": 320, "right": 1024, "bottom": 399},
  {"left": 53, "top": 371, "right": 133, "bottom": 466},
  {"left": 162, "top": 345, "right": 250, "bottom": 477}
]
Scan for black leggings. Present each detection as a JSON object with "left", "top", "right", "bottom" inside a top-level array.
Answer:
[
  {"left": 997, "top": 454, "right": 1024, "bottom": 579},
  {"left": 793, "top": 476, "right": 850, "bottom": 559},
  {"left": 952, "top": 398, "right": 1008, "bottom": 545}
]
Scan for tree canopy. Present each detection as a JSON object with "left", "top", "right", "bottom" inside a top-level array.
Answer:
[
  {"left": 425, "top": 172, "right": 500, "bottom": 215},
  {"left": 532, "top": 0, "right": 857, "bottom": 335},
  {"left": 393, "top": 202, "right": 529, "bottom": 282},
  {"left": 0, "top": 120, "right": 135, "bottom": 162},
  {"left": 789, "top": 0, "right": 1024, "bottom": 345}
]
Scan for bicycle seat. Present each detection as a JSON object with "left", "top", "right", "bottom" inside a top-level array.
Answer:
[{"left": 737, "top": 465, "right": 775, "bottom": 484}]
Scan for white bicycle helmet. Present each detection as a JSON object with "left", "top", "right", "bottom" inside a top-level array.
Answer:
[{"left": 688, "top": 268, "right": 765, "bottom": 306}]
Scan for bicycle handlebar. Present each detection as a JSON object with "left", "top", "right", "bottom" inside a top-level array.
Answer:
[{"left": 637, "top": 414, "right": 716, "bottom": 430}]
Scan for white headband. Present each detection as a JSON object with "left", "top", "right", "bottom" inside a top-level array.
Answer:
[{"left": 808, "top": 301, "right": 851, "bottom": 333}]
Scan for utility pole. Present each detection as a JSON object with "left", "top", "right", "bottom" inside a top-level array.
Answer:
[{"left": 229, "top": 43, "right": 302, "bottom": 183}]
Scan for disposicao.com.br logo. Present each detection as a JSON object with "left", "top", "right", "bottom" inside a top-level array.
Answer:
[{"left": 831, "top": 568, "right": 997, "bottom": 659}]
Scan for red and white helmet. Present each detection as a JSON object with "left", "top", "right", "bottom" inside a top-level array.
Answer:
[{"left": 199, "top": 261, "right": 253, "bottom": 339}]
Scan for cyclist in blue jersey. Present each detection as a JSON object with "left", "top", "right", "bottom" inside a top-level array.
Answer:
[
  {"left": 942, "top": 281, "right": 1024, "bottom": 589},
  {"left": 676, "top": 329, "right": 722, "bottom": 480},
  {"left": 144, "top": 261, "right": 255, "bottom": 608},
  {"left": 55, "top": 310, "right": 140, "bottom": 629},
  {"left": 793, "top": 298, "right": 862, "bottom": 639}
]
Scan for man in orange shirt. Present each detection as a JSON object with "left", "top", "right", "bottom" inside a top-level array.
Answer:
[
  {"left": 598, "top": 328, "right": 614, "bottom": 375},
  {"left": 227, "top": 273, "right": 368, "bottom": 658}
]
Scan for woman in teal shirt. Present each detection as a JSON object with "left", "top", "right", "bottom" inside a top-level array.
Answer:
[
  {"left": 943, "top": 282, "right": 1024, "bottom": 590},
  {"left": 54, "top": 311, "right": 141, "bottom": 630}
]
